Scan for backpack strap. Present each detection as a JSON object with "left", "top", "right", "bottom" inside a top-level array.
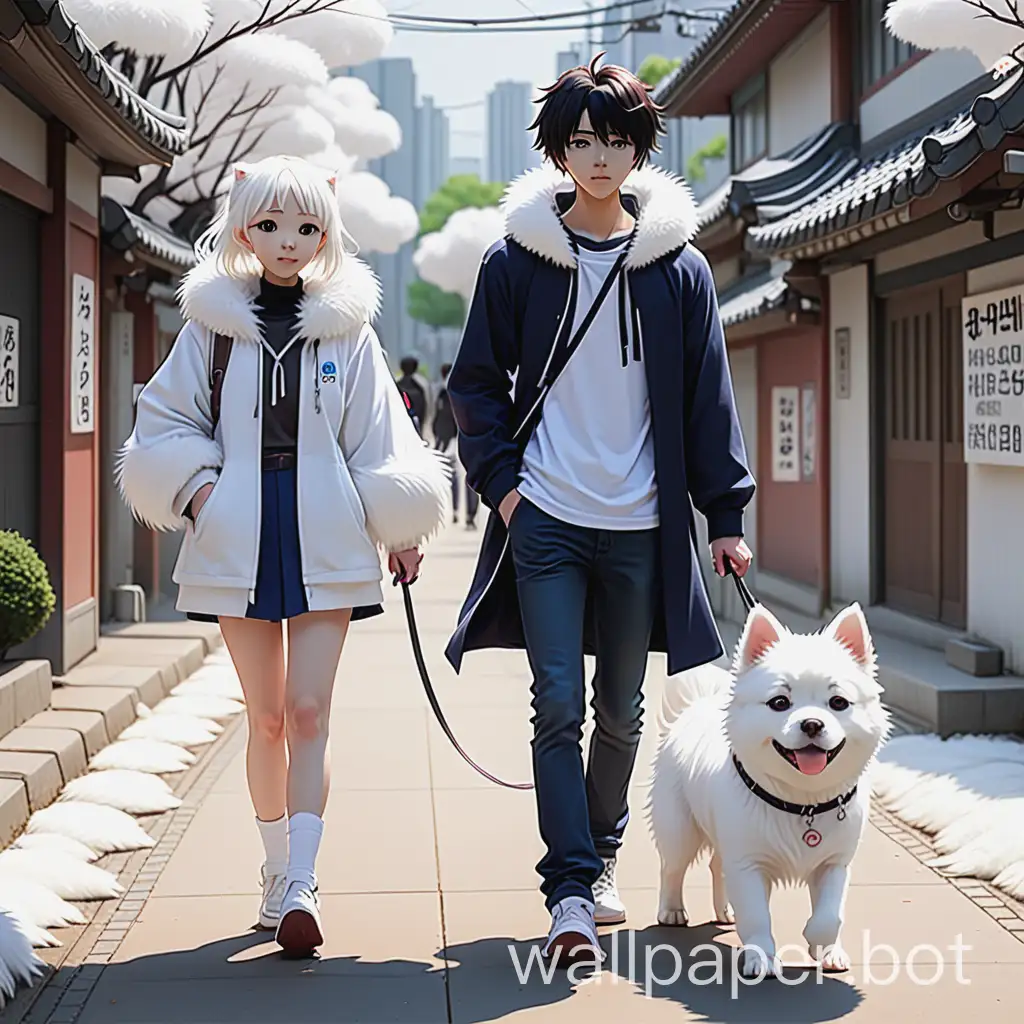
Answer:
[{"left": 209, "top": 333, "right": 233, "bottom": 430}]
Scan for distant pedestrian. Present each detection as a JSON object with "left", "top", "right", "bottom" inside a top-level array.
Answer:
[
  {"left": 396, "top": 356, "right": 432, "bottom": 436},
  {"left": 433, "top": 363, "right": 478, "bottom": 529}
]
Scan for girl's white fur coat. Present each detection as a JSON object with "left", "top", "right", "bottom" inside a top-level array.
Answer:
[{"left": 115, "top": 255, "right": 449, "bottom": 618}]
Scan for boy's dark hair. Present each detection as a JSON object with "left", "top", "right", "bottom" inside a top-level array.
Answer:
[
  {"left": 399, "top": 356, "right": 419, "bottom": 375},
  {"left": 528, "top": 52, "right": 665, "bottom": 172}
]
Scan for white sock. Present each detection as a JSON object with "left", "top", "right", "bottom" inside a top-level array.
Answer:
[
  {"left": 256, "top": 814, "right": 288, "bottom": 875},
  {"left": 287, "top": 812, "right": 324, "bottom": 887}
]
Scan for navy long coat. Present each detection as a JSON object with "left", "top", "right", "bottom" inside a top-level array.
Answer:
[{"left": 442, "top": 164, "right": 756, "bottom": 677}]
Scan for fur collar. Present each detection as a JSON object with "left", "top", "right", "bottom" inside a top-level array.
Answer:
[
  {"left": 501, "top": 162, "right": 700, "bottom": 270},
  {"left": 176, "top": 255, "right": 382, "bottom": 344}
]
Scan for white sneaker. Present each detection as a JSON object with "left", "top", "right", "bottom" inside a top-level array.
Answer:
[
  {"left": 542, "top": 896, "right": 606, "bottom": 966},
  {"left": 593, "top": 856, "right": 626, "bottom": 925},
  {"left": 258, "top": 863, "right": 286, "bottom": 930},
  {"left": 275, "top": 871, "right": 323, "bottom": 958}
]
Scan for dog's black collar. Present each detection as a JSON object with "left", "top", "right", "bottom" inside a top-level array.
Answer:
[{"left": 732, "top": 754, "right": 858, "bottom": 820}]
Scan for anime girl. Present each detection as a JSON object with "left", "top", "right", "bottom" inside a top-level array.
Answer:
[{"left": 115, "top": 155, "right": 450, "bottom": 958}]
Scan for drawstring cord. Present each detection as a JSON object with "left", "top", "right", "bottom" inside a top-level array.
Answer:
[{"left": 313, "top": 340, "right": 322, "bottom": 414}]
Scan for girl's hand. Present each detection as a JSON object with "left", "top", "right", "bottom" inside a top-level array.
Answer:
[
  {"left": 389, "top": 548, "right": 423, "bottom": 585},
  {"left": 189, "top": 483, "right": 214, "bottom": 521}
]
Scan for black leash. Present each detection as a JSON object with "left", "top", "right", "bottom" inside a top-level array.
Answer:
[
  {"left": 396, "top": 575, "right": 534, "bottom": 790},
  {"left": 395, "top": 555, "right": 757, "bottom": 792}
]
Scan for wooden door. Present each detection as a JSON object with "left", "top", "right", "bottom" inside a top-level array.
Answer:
[
  {"left": 883, "top": 277, "right": 966, "bottom": 627},
  {"left": 939, "top": 277, "right": 967, "bottom": 627}
]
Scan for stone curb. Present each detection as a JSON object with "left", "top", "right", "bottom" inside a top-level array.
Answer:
[{"left": 869, "top": 805, "right": 1024, "bottom": 942}]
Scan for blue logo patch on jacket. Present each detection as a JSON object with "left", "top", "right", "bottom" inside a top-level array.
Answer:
[{"left": 321, "top": 360, "right": 337, "bottom": 383}]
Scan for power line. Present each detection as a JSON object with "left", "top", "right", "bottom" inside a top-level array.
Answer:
[
  {"left": 388, "top": 0, "right": 645, "bottom": 25},
  {"left": 390, "top": 13, "right": 645, "bottom": 33}
]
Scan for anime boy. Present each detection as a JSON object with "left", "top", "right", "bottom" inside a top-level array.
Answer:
[{"left": 443, "top": 54, "right": 755, "bottom": 964}]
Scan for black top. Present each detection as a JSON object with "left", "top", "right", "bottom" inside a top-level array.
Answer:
[{"left": 256, "top": 277, "right": 304, "bottom": 451}]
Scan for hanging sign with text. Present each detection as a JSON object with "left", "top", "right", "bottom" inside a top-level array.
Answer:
[
  {"left": 0, "top": 315, "right": 18, "bottom": 409},
  {"left": 771, "top": 385, "right": 801, "bottom": 482},
  {"left": 71, "top": 274, "right": 95, "bottom": 434},
  {"left": 963, "top": 284, "right": 1024, "bottom": 466}
]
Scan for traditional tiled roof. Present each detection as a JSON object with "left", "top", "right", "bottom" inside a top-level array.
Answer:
[
  {"left": 718, "top": 263, "right": 817, "bottom": 328},
  {"left": 13, "top": 0, "right": 188, "bottom": 159},
  {"left": 699, "top": 123, "right": 859, "bottom": 234},
  {"left": 102, "top": 198, "right": 196, "bottom": 270},
  {"left": 747, "top": 68, "right": 1024, "bottom": 257},
  {"left": 697, "top": 178, "right": 733, "bottom": 228},
  {"left": 923, "top": 62, "right": 1024, "bottom": 181}
]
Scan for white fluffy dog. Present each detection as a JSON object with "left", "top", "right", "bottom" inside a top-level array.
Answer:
[{"left": 647, "top": 602, "right": 891, "bottom": 978}]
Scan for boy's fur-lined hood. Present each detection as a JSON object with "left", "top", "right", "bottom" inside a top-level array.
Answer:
[
  {"left": 501, "top": 163, "right": 700, "bottom": 270},
  {"left": 176, "top": 254, "right": 382, "bottom": 344}
]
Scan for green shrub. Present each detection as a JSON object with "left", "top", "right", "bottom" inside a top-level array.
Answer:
[{"left": 0, "top": 530, "right": 55, "bottom": 659}]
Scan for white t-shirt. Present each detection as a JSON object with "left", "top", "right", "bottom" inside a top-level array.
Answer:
[{"left": 518, "top": 231, "right": 658, "bottom": 530}]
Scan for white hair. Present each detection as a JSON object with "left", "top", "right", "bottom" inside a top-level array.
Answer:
[{"left": 193, "top": 155, "right": 358, "bottom": 285}]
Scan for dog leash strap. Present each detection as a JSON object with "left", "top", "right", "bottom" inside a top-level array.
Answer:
[
  {"left": 398, "top": 580, "right": 535, "bottom": 791},
  {"left": 724, "top": 555, "right": 756, "bottom": 612}
]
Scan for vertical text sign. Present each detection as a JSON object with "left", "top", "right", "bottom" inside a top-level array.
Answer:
[
  {"left": 771, "top": 385, "right": 800, "bottom": 482},
  {"left": 71, "top": 274, "right": 95, "bottom": 434},
  {"left": 0, "top": 315, "right": 18, "bottom": 408},
  {"left": 834, "top": 327, "right": 851, "bottom": 399},
  {"left": 962, "top": 284, "right": 1024, "bottom": 466},
  {"left": 801, "top": 383, "right": 817, "bottom": 481}
]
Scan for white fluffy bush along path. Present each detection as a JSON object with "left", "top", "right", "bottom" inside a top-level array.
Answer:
[
  {"left": 0, "top": 644, "right": 243, "bottom": 1008},
  {"left": 871, "top": 733, "right": 1024, "bottom": 899}
]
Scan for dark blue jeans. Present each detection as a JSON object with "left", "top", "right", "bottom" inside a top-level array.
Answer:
[{"left": 507, "top": 496, "right": 660, "bottom": 910}]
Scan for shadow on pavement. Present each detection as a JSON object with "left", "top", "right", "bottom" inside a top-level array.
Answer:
[
  {"left": 69, "top": 922, "right": 863, "bottom": 1024},
  {"left": 438, "top": 921, "right": 862, "bottom": 1023}
]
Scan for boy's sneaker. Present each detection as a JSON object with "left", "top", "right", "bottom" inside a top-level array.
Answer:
[
  {"left": 593, "top": 856, "right": 626, "bottom": 924},
  {"left": 275, "top": 871, "right": 323, "bottom": 959},
  {"left": 542, "top": 896, "right": 605, "bottom": 967},
  {"left": 257, "top": 862, "right": 286, "bottom": 930}
]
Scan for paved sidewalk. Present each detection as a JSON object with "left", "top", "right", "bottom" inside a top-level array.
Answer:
[{"left": 23, "top": 525, "right": 1024, "bottom": 1023}]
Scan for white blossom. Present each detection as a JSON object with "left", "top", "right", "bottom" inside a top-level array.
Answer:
[
  {"left": 62, "top": 0, "right": 211, "bottom": 61},
  {"left": 413, "top": 207, "right": 507, "bottom": 300},
  {"left": 885, "top": 0, "right": 1022, "bottom": 71},
  {"left": 337, "top": 172, "right": 419, "bottom": 254}
]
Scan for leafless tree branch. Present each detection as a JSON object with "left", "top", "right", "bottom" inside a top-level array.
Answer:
[{"left": 150, "top": 0, "right": 352, "bottom": 86}]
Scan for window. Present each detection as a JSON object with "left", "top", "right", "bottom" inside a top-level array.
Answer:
[
  {"left": 856, "top": 0, "right": 918, "bottom": 96},
  {"left": 731, "top": 72, "right": 767, "bottom": 171}
]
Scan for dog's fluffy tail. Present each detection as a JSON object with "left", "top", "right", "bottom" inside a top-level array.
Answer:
[{"left": 657, "top": 663, "right": 732, "bottom": 738}]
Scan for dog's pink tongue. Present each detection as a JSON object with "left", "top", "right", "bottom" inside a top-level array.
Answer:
[{"left": 794, "top": 747, "right": 829, "bottom": 775}]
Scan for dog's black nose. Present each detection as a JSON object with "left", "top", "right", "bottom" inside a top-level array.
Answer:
[{"left": 800, "top": 718, "right": 825, "bottom": 738}]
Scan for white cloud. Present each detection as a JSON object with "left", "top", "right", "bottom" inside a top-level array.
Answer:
[
  {"left": 337, "top": 172, "right": 418, "bottom": 255},
  {"left": 413, "top": 206, "right": 506, "bottom": 301},
  {"left": 63, "top": 0, "right": 211, "bottom": 62}
]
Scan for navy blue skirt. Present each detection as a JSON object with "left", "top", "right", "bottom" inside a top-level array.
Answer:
[{"left": 187, "top": 464, "right": 383, "bottom": 623}]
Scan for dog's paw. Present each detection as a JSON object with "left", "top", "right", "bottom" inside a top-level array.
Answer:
[
  {"left": 814, "top": 944, "right": 851, "bottom": 973},
  {"left": 738, "top": 946, "right": 780, "bottom": 979},
  {"left": 657, "top": 906, "right": 689, "bottom": 927},
  {"left": 714, "top": 902, "right": 735, "bottom": 926}
]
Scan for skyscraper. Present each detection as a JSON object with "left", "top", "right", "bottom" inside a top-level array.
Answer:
[
  {"left": 338, "top": 58, "right": 450, "bottom": 363},
  {"left": 556, "top": 48, "right": 582, "bottom": 76},
  {"left": 486, "top": 81, "right": 539, "bottom": 185}
]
